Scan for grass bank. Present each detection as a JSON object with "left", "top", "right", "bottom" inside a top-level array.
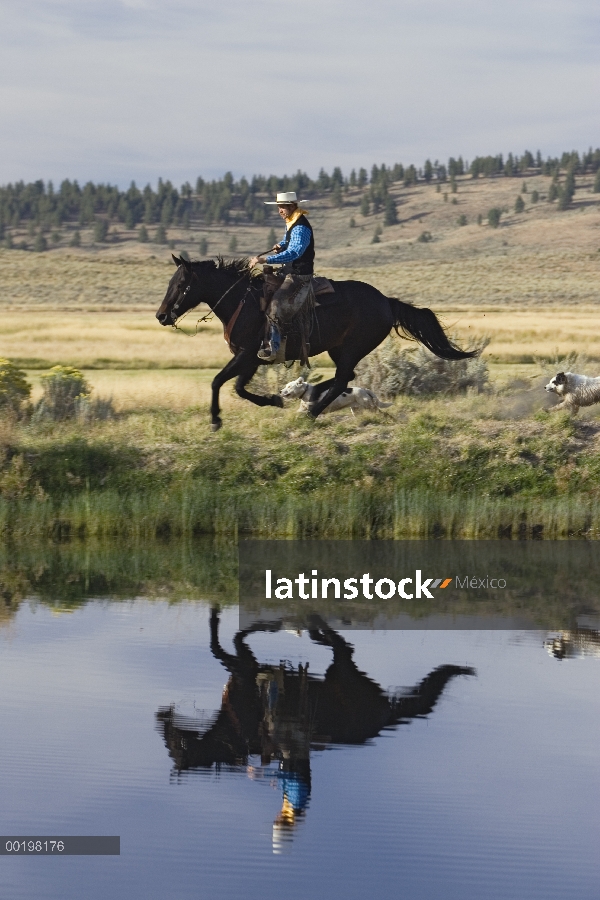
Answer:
[{"left": 2, "top": 392, "right": 600, "bottom": 539}]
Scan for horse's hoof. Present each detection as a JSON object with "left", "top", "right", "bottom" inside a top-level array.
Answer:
[{"left": 210, "top": 420, "right": 222, "bottom": 432}]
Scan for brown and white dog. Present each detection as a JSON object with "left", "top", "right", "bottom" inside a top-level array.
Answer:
[
  {"left": 281, "top": 376, "right": 392, "bottom": 414},
  {"left": 544, "top": 371, "right": 600, "bottom": 414}
]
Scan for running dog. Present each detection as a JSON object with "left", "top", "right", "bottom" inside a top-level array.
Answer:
[
  {"left": 544, "top": 371, "right": 600, "bottom": 414},
  {"left": 281, "top": 376, "right": 392, "bottom": 414}
]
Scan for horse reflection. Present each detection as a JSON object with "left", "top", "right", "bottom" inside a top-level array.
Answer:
[{"left": 156, "top": 609, "right": 475, "bottom": 849}]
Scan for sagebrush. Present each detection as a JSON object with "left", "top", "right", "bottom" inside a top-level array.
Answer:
[{"left": 355, "top": 336, "right": 490, "bottom": 398}]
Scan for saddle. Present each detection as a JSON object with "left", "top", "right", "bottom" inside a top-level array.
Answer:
[{"left": 261, "top": 270, "right": 335, "bottom": 311}]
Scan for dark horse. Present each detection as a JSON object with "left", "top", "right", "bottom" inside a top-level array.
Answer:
[{"left": 156, "top": 255, "right": 476, "bottom": 431}]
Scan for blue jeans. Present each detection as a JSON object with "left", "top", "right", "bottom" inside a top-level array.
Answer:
[{"left": 268, "top": 323, "right": 281, "bottom": 352}]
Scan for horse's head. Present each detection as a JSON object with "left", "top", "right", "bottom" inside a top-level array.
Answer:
[{"left": 156, "top": 254, "right": 203, "bottom": 326}]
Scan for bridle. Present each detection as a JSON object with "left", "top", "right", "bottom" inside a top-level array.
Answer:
[{"left": 169, "top": 265, "right": 255, "bottom": 337}]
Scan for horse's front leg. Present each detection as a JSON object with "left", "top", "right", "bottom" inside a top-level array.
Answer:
[
  {"left": 210, "top": 350, "right": 257, "bottom": 431},
  {"left": 235, "top": 363, "right": 284, "bottom": 409}
]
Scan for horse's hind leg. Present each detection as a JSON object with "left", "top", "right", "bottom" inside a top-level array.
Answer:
[
  {"left": 307, "top": 353, "right": 361, "bottom": 419},
  {"left": 235, "top": 364, "right": 284, "bottom": 409}
]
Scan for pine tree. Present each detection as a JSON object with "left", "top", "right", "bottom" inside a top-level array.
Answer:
[
  {"left": 594, "top": 170, "right": 600, "bottom": 193},
  {"left": 487, "top": 208, "right": 502, "bottom": 228},
  {"left": 154, "top": 224, "right": 167, "bottom": 244},
  {"left": 69, "top": 231, "right": 81, "bottom": 247},
  {"left": 557, "top": 168, "right": 575, "bottom": 210},
  {"left": 93, "top": 219, "right": 108, "bottom": 242},
  {"left": 199, "top": 238, "right": 208, "bottom": 256},
  {"left": 531, "top": 190, "right": 539, "bottom": 203},
  {"left": 360, "top": 195, "right": 370, "bottom": 216},
  {"left": 383, "top": 196, "right": 398, "bottom": 226},
  {"left": 138, "top": 225, "right": 149, "bottom": 242},
  {"left": 33, "top": 234, "right": 48, "bottom": 252},
  {"left": 228, "top": 235, "right": 238, "bottom": 253},
  {"left": 423, "top": 159, "right": 433, "bottom": 183},
  {"left": 514, "top": 195, "right": 525, "bottom": 213}
]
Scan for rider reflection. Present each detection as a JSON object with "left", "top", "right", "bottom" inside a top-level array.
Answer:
[{"left": 156, "top": 609, "right": 475, "bottom": 851}]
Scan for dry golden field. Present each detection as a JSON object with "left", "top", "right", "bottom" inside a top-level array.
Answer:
[{"left": 2, "top": 171, "right": 600, "bottom": 409}]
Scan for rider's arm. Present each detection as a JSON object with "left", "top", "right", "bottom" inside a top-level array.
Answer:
[{"left": 265, "top": 225, "right": 310, "bottom": 265}]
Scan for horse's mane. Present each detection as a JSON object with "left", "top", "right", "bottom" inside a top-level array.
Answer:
[{"left": 190, "top": 256, "right": 251, "bottom": 277}]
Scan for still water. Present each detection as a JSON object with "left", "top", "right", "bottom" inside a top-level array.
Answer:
[{"left": 0, "top": 544, "right": 599, "bottom": 900}]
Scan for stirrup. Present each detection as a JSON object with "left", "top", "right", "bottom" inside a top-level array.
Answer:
[{"left": 257, "top": 344, "right": 277, "bottom": 361}]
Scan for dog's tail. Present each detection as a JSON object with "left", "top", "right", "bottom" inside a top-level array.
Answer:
[{"left": 388, "top": 297, "right": 477, "bottom": 360}]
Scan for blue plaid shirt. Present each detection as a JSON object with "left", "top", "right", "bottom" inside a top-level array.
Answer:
[{"left": 266, "top": 224, "right": 312, "bottom": 265}]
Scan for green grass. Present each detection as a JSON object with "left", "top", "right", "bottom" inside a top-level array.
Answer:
[{"left": 2, "top": 392, "right": 600, "bottom": 538}]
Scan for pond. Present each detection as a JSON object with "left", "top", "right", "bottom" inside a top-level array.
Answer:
[{"left": 0, "top": 541, "right": 598, "bottom": 900}]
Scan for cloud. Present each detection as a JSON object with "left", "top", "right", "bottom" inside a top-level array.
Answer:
[{"left": 0, "top": 0, "right": 599, "bottom": 186}]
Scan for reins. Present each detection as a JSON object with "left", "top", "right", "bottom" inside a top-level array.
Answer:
[{"left": 170, "top": 270, "right": 251, "bottom": 337}]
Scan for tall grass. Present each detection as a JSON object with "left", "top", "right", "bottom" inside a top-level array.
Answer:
[{"left": 1, "top": 484, "right": 598, "bottom": 539}]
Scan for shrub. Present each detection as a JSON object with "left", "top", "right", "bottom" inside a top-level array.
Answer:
[
  {"left": 199, "top": 237, "right": 208, "bottom": 256},
  {"left": 477, "top": 214, "right": 483, "bottom": 225},
  {"left": 457, "top": 214, "right": 467, "bottom": 226},
  {"left": 0, "top": 359, "right": 31, "bottom": 415},
  {"left": 371, "top": 226, "right": 382, "bottom": 244},
  {"left": 34, "top": 366, "right": 116, "bottom": 422},
  {"left": 548, "top": 180, "right": 558, "bottom": 202},
  {"left": 360, "top": 195, "right": 370, "bottom": 217},
  {"left": 35, "top": 366, "right": 90, "bottom": 421},
  {"left": 514, "top": 195, "right": 525, "bottom": 213},
  {"left": 531, "top": 190, "right": 539, "bottom": 203},
  {"left": 417, "top": 230, "right": 432, "bottom": 243},
  {"left": 349, "top": 217, "right": 356, "bottom": 228},
  {"left": 33, "top": 234, "right": 48, "bottom": 252},
  {"left": 487, "top": 208, "right": 502, "bottom": 228},
  {"left": 594, "top": 170, "right": 600, "bottom": 194},
  {"left": 356, "top": 336, "right": 490, "bottom": 398},
  {"left": 138, "top": 225, "right": 149, "bottom": 243},
  {"left": 228, "top": 235, "right": 238, "bottom": 253},
  {"left": 70, "top": 231, "right": 81, "bottom": 247},
  {"left": 154, "top": 225, "right": 167, "bottom": 244}
]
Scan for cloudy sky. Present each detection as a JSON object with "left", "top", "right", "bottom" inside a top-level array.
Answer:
[{"left": 1, "top": 0, "right": 599, "bottom": 187}]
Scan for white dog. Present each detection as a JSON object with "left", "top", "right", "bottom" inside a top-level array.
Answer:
[
  {"left": 280, "top": 376, "right": 392, "bottom": 414},
  {"left": 544, "top": 371, "right": 600, "bottom": 414}
]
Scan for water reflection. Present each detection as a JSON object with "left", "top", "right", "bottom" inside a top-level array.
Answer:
[
  {"left": 156, "top": 609, "right": 475, "bottom": 851},
  {"left": 545, "top": 624, "right": 600, "bottom": 659}
]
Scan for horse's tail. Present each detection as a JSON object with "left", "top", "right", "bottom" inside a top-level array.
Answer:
[{"left": 387, "top": 297, "right": 478, "bottom": 360}]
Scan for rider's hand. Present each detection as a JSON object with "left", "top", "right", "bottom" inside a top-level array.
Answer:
[{"left": 249, "top": 255, "right": 266, "bottom": 268}]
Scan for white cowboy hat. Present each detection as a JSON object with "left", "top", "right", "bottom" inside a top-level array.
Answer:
[{"left": 264, "top": 191, "right": 308, "bottom": 205}]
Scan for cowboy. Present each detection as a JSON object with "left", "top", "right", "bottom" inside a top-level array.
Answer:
[{"left": 249, "top": 191, "right": 315, "bottom": 361}]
